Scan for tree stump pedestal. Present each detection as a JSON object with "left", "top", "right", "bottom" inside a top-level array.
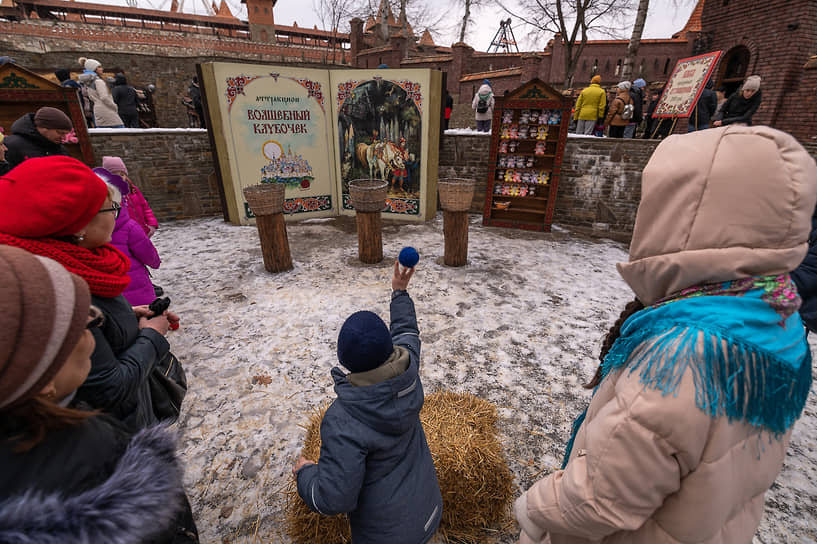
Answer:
[
  {"left": 243, "top": 184, "right": 293, "bottom": 273},
  {"left": 439, "top": 178, "right": 476, "bottom": 267},
  {"left": 349, "top": 179, "right": 388, "bottom": 265}
]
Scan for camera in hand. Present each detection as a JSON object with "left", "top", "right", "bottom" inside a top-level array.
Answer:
[{"left": 149, "top": 296, "right": 171, "bottom": 317}]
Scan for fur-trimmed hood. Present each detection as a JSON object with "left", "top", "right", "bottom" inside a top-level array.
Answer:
[{"left": 0, "top": 425, "right": 186, "bottom": 544}]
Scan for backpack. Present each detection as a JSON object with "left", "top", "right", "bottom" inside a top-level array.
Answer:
[
  {"left": 476, "top": 97, "right": 489, "bottom": 114},
  {"left": 621, "top": 99, "right": 634, "bottom": 121}
]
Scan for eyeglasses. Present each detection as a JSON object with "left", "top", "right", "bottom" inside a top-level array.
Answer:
[
  {"left": 87, "top": 305, "right": 105, "bottom": 329},
  {"left": 98, "top": 201, "right": 121, "bottom": 219}
]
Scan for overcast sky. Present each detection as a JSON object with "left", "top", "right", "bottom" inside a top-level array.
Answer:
[{"left": 88, "top": 0, "right": 697, "bottom": 53}]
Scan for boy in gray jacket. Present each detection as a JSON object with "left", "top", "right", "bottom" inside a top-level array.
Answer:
[{"left": 293, "top": 261, "right": 442, "bottom": 543}]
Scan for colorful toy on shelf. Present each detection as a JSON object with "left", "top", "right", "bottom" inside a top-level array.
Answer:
[
  {"left": 537, "top": 125, "right": 549, "bottom": 140},
  {"left": 548, "top": 110, "right": 562, "bottom": 125},
  {"left": 526, "top": 156, "right": 535, "bottom": 168},
  {"left": 520, "top": 186, "right": 528, "bottom": 197},
  {"left": 509, "top": 141, "right": 518, "bottom": 153},
  {"left": 538, "top": 171, "right": 550, "bottom": 185},
  {"left": 504, "top": 169, "right": 513, "bottom": 182},
  {"left": 494, "top": 183, "right": 502, "bottom": 194},
  {"left": 534, "top": 141, "right": 546, "bottom": 156},
  {"left": 500, "top": 125, "right": 511, "bottom": 139},
  {"left": 519, "top": 109, "right": 530, "bottom": 124},
  {"left": 509, "top": 124, "right": 519, "bottom": 140},
  {"left": 502, "top": 110, "right": 514, "bottom": 124},
  {"left": 512, "top": 171, "right": 522, "bottom": 183},
  {"left": 498, "top": 156, "right": 507, "bottom": 167},
  {"left": 528, "top": 186, "right": 536, "bottom": 196},
  {"left": 499, "top": 140, "right": 508, "bottom": 153},
  {"left": 519, "top": 125, "right": 529, "bottom": 139},
  {"left": 501, "top": 184, "right": 510, "bottom": 195}
]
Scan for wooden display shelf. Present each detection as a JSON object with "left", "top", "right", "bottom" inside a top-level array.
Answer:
[{"left": 483, "top": 78, "right": 570, "bottom": 232}]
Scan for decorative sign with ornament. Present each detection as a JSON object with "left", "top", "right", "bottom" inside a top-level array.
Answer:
[{"left": 199, "top": 63, "right": 442, "bottom": 224}]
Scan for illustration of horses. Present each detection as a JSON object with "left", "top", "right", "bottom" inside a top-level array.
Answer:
[{"left": 355, "top": 141, "right": 405, "bottom": 182}]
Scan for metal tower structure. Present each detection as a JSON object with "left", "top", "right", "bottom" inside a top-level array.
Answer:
[{"left": 488, "top": 18, "right": 519, "bottom": 53}]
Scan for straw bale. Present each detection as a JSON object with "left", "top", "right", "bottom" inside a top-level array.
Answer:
[{"left": 285, "top": 391, "right": 514, "bottom": 543}]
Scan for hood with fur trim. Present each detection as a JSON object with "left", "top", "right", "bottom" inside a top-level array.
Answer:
[{"left": 0, "top": 425, "right": 187, "bottom": 544}]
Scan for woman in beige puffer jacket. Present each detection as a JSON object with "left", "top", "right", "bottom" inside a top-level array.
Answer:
[
  {"left": 515, "top": 125, "right": 817, "bottom": 544},
  {"left": 78, "top": 57, "right": 124, "bottom": 128}
]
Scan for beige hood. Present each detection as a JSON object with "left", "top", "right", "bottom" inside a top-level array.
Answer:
[{"left": 618, "top": 125, "right": 817, "bottom": 305}]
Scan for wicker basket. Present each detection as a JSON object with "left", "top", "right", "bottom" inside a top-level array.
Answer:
[
  {"left": 348, "top": 179, "right": 388, "bottom": 212},
  {"left": 243, "top": 183, "right": 285, "bottom": 216},
  {"left": 438, "top": 178, "right": 476, "bottom": 212}
]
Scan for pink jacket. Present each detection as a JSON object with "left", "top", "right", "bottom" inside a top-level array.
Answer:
[
  {"left": 516, "top": 126, "right": 817, "bottom": 544},
  {"left": 110, "top": 205, "right": 161, "bottom": 306},
  {"left": 126, "top": 183, "right": 158, "bottom": 235}
]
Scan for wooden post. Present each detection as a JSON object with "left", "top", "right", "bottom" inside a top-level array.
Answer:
[
  {"left": 255, "top": 212, "right": 293, "bottom": 272},
  {"left": 443, "top": 210, "right": 469, "bottom": 266},
  {"left": 356, "top": 211, "right": 383, "bottom": 264}
]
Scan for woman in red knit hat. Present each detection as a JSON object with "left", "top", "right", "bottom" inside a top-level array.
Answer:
[
  {"left": 0, "top": 155, "right": 178, "bottom": 432},
  {"left": 0, "top": 245, "right": 198, "bottom": 543}
]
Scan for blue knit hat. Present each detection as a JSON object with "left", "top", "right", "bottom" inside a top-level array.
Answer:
[
  {"left": 633, "top": 78, "right": 647, "bottom": 89},
  {"left": 337, "top": 311, "right": 393, "bottom": 373}
]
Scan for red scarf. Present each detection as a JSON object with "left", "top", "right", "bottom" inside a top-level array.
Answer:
[{"left": 0, "top": 234, "right": 131, "bottom": 297}]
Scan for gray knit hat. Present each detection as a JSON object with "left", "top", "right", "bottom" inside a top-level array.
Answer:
[
  {"left": 743, "top": 75, "right": 761, "bottom": 91},
  {"left": 0, "top": 246, "right": 90, "bottom": 410}
]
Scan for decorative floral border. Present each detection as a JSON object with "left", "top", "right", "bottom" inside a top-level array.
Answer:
[
  {"left": 654, "top": 51, "right": 722, "bottom": 117},
  {"left": 225, "top": 74, "right": 261, "bottom": 111},
  {"left": 294, "top": 78, "right": 325, "bottom": 113},
  {"left": 335, "top": 78, "right": 423, "bottom": 115},
  {"left": 244, "top": 195, "right": 333, "bottom": 218},
  {"left": 341, "top": 194, "right": 420, "bottom": 215}
]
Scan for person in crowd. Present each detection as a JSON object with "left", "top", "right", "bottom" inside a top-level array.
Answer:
[
  {"left": 688, "top": 79, "right": 718, "bottom": 131},
  {"left": 643, "top": 86, "right": 672, "bottom": 139},
  {"left": 55, "top": 68, "right": 94, "bottom": 128},
  {"left": 714, "top": 86, "right": 727, "bottom": 118},
  {"left": 604, "top": 81, "right": 633, "bottom": 138},
  {"left": 472, "top": 79, "right": 495, "bottom": 133},
  {"left": 95, "top": 168, "right": 161, "bottom": 307},
  {"left": 103, "top": 156, "right": 158, "bottom": 238},
  {"left": 78, "top": 57, "right": 125, "bottom": 128},
  {"left": 573, "top": 75, "right": 606, "bottom": 136},
  {"left": 293, "top": 261, "right": 442, "bottom": 544},
  {"left": 791, "top": 205, "right": 817, "bottom": 333},
  {"left": 713, "top": 75, "right": 762, "bottom": 127},
  {"left": 0, "top": 245, "right": 198, "bottom": 543},
  {"left": 0, "top": 156, "right": 178, "bottom": 432},
  {"left": 0, "top": 131, "right": 9, "bottom": 177},
  {"left": 3, "top": 107, "right": 72, "bottom": 169},
  {"left": 623, "top": 78, "right": 646, "bottom": 138},
  {"left": 515, "top": 125, "right": 817, "bottom": 544},
  {"left": 188, "top": 76, "right": 205, "bottom": 129},
  {"left": 112, "top": 73, "right": 140, "bottom": 129},
  {"left": 444, "top": 90, "right": 453, "bottom": 131}
]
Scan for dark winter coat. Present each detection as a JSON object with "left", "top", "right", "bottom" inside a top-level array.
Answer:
[
  {"left": 628, "top": 87, "right": 644, "bottom": 124},
  {"left": 3, "top": 113, "right": 69, "bottom": 169},
  {"left": 0, "top": 422, "right": 197, "bottom": 543},
  {"left": 719, "top": 89, "right": 762, "bottom": 126},
  {"left": 112, "top": 74, "right": 140, "bottom": 117},
  {"left": 188, "top": 82, "right": 202, "bottom": 109},
  {"left": 296, "top": 291, "right": 443, "bottom": 544},
  {"left": 689, "top": 81, "right": 718, "bottom": 128},
  {"left": 76, "top": 294, "right": 168, "bottom": 432},
  {"left": 791, "top": 212, "right": 817, "bottom": 332}
]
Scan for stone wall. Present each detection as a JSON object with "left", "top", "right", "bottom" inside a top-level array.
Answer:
[
  {"left": 88, "top": 130, "right": 223, "bottom": 221},
  {"left": 91, "top": 130, "right": 658, "bottom": 240}
]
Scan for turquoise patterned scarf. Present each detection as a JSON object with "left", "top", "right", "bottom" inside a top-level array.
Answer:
[{"left": 562, "top": 274, "right": 812, "bottom": 469}]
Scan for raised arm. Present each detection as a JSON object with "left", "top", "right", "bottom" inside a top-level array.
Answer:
[{"left": 390, "top": 260, "right": 420, "bottom": 362}]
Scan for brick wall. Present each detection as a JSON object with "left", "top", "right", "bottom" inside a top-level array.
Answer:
[
  {"left": 702, "top": 0, "right": 817, "bottom": 141},
  {"left": 1, "top": 22, "right": 347, "bottom": 128},
  {"left": 88, "top": 130, "right": 223, "bottom": 222}
]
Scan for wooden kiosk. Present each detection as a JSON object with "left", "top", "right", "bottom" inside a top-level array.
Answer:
[
  {"left": 482, "top": 79, "right": 570, "bottom": 232},
  {"left": 0, "top": 62, "right": 94, "bottom": 165}
]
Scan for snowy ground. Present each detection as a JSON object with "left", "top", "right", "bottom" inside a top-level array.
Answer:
[{"left": 150, "top": 216, "right": 817, "bottom": 544}]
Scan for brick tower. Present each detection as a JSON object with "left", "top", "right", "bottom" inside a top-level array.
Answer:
[{"left": 242, "top": 0, "right": 276, "bottom": 43}]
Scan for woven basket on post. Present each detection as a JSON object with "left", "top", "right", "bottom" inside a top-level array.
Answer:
[
  {"left": 243, "top": 183, "right": 285, "bottom": 216},
  {"left": 438, "top": 178, "right": 476, "bottom": 212},
  {"left": 348, "top": 179, "right": 388, "bottom": 212}
]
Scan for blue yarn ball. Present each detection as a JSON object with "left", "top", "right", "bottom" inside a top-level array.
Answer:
[{"left": 399, "top": 246, "right": 419, "bottom": 268}]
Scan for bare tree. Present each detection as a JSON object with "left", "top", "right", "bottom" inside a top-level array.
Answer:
[
  {"left": 620, "top": 0, "right": 649, "bottom": 81},
  {"left": 458, "top": 0, "right": 483, "bottom": 43},
  {"left": 312, "top": 0, "right": 362, "bottom": 61},
  {"left": 496, "top": 0, "right": 633, "bottom": 88}
]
